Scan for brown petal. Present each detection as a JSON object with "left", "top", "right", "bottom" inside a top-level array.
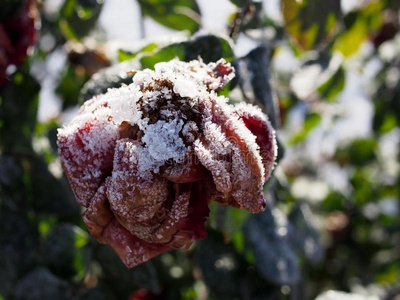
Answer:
[
  {"left": 197, "top": 97, "right": 267, "bottom": 213},
  {"left": 107, "top": 139, "right": 169, "bottom": 233},
  {"left": 102, "top": 219, "right": 170, "bottom": 268}
]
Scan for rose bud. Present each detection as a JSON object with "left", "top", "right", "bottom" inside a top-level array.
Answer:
[
  {"left": 0, "top": 0, "right": 39, "bottom": 87},
  {"left": 57, "top": 59, "right": 277, "bottom": 268}
]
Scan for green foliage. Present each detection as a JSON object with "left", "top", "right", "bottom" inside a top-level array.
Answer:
[{"left": 137, "top": 0, "right": 201, "bottom": 33}]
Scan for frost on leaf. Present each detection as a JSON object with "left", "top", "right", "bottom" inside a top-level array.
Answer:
[{"left": 57, "top": 58, "right": 277, "bottom": 268}]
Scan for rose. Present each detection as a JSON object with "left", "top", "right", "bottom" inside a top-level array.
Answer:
[
  {"left": 57, "top": 59, "right": 277, "bottom": 267},
  {"left": 0, "top": 0, "right": 39, "bottom": 87}
]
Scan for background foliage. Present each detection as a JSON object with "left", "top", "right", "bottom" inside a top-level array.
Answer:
[{"left": 0, "top": 0, "right": 399, "bottom": 299}]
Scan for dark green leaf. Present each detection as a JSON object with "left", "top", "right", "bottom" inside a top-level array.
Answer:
[
  {"left": 139, "top": 35, "right": 235, "bottom": 70},
  {"left": 38, "top": 224, "right": 89, "bottom": 279},
  {"left": 0, "top": 70, "right": 40, "bottom": 153},
  {"left": 80, "top": 60, "right": 139, "bottom": 102},
  {"left": 140, "top": 43, "right": 186, "bottom": 69},
  {"left": 57, "top": 65, "right": 90, "bottom": 109},
  {"left": 184, "top": 35, "right": 234, "bottom": 63},
  {"left": 282, "top": 0, "right": 341, "bottom": 51},
  {"left": 0, "top": 210, "right": 39, "bottom": 297},
  {"left": 59, "top": 0, "right": 103, "bottom": 40},
  {"left": 234, "top": 45, "right": 280, "bottom": 128},
  {"left": 137, "top": 0, "right": 200, "bottom": 34},
  {"left": 334, "top": 138, "right": 377, "bottom": 166},
  {"left": 195, "top": 230, "right": 245, "bottom": 299},
  {"left": 14, "top": 268, "right": 70, "bottom": 300},
  {"left": 244, "top": 208, "right": 300, "bottom": 285}
]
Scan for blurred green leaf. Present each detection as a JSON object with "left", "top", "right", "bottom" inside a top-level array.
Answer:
[
  {"left": 118, "top": 43, "right": 158, "bottom": 62},
  {"left": 333, "top": 1, "right": 383, "bottom": 57},
  {"left": 317, "top": 66, "right": 345, "bottom": 101},
  {"left": 14, "top": 268, "right": 70, "bottom": 300},
  {"left": 195, "top": 230, "right": 244, "bottom": 300},
  {"left": 282, "top": 0, "right": 341, "bottom": 51},
  {"left": 57, "top": 65, "right": 90, "bottom": 109},
  {"left": 334, "top": 138, "right": 377, "bottom": 166},
  {"left": 140, "top": 43, "right": 186, "bottom": 69},
  {"left": 59, "top": 0, "right": 104, "bottom": 40},
  {"left": 0, "top": 70, "right": 40, "bottom": 153},
  {"left": 137, "top": 0, "right": 200, "bottom": 34},
  {"left": 39, "top": 224, "right": 89, "bottom": 279},
  {"left": 289, "top": 112, "right": 321, "bottom": 145}
]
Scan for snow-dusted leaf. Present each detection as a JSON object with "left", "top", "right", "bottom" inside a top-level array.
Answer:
[
  {"left": 244, "top": 207, "right": 300, "bottom": 285},
  {"left": 80, "top": 59, "right": 139, "bottom": 103}
]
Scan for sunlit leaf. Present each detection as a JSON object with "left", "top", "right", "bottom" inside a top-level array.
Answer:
[
  {"left": 282, "top": 0, "right": 341, "bottom": 51},
  {"left": 317, "top": 65, "right": 345, "bottom": 101},
  {"left": 118, "top": 43, "right": 158, "bottom": 62},
  {"left": 289, "top": 112, "right": 321, "bottom": 145},
  {"left": 140, "top": 43, "right": 186, "bottom": 69},
  {"left": 137, "top": 0, "right": 200, "bottom": 34},
  {"left": 333, "top": 1, "right": 383, "bottom": 57}
]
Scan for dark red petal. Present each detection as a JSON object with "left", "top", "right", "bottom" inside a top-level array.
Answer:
[
  {"left": 233, "top": 102, "right": 277, "bottom": 181},
  {"left": 58, "top": 118, "right": 117, "bottom": 207},
  {"left": 102, "top": 219, "right": 170, "bottom": 268}
]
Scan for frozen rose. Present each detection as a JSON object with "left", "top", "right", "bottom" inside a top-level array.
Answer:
[{"left": 57, "top": 59, "right": 277, "bottom": 267}]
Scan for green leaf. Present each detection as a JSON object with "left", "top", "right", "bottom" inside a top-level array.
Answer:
[
  {"left": 289, "top": 112, "right": 322, "bottom": 145},
  {"left": 282, "top": 0, "right": 341, "bottom": 51},
  {"left": 333, "top": 1, "right": 383, "bottom": 57},
  {"left": 334, "top": 138, "right": 377, "bottom": 166},
  {"left": 0, "top": 70, "right": 40, "bottom": 153},
  {"left": 317, "top": 66, "right": 345, "bottom": 101},
  {"left": 118, "top": 43, "right": 158, "bottom": 62},
  {"left": 140, "top": 35, "right": 235, "bottom": 70},
  {"left": 140, "top": 43, "right": 186, "bottom": 69},
  {"left": 137, "top": 0, "right": 200, "bottom": 34},
  {"left": 59, "top": 0, "right": 104, "bottom": 40}
]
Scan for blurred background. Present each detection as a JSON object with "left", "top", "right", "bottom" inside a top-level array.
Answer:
[{"left": 0, "top": 0, "right": 399, "bottom": 299}]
